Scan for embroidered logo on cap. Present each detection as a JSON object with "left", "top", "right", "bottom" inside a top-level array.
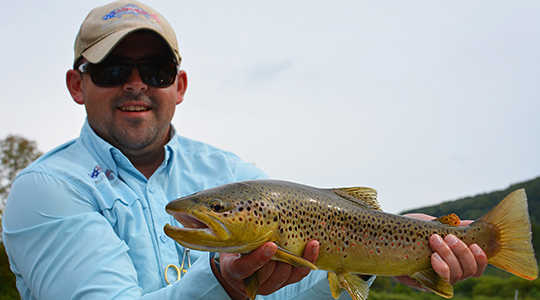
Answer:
[{"left": 102, "top": 3, "right": 160, "bottom": 24}]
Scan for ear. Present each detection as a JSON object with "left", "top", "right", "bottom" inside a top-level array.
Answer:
[
  {"left": 66, "top": 69, "right": 85, "bottom": 105},
  {"left": 175, "top": 70, "right": 188, "bottom": 105}
]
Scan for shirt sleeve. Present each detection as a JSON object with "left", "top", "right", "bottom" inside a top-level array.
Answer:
[
  {"left": 236, "top": 161, "right": 270, "bottom": 181},
  {"left": 1, "top": 172, "right": 230, "bottom": 300}
]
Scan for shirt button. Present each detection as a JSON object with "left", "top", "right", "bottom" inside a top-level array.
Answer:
[
  {"left": 149, "top": 185, "right": 156, "bottom": 193},
  {"left": 161, "top": 234, "right": 169, "bottom": 243}
]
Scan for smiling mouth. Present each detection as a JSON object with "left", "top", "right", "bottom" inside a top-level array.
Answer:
[{"left": 120, "top": 105, "right": 150, "bottom": 112}]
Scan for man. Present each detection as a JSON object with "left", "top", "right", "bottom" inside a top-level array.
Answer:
[{"left": 2, "top": 1, "right": 486, "bottom": 299}]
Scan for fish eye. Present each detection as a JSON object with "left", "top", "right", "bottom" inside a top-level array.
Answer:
[{"left": 210, "top": 199, "right": 225, "bottom": 213}]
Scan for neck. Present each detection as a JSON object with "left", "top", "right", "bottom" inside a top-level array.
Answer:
[
  {"left": 121, "top": 130, "right": 171, "bottom": 179},
  {"left": 133, "top": 154, "right": 164, "bottom": 179}
]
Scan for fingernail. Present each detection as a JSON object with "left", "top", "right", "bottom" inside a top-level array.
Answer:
[
  {"left": 432, "top": 252, "right": 443, "bottom": 261},
  {"left": 313, "top": 242, "right": 320, "bottom": 254},
  {"left": 264, "top": 245, "right": 275, "bottom": 257},
  {"left": 445, "top": 234, "right": 458, "bottom": 246},
  {"left": 471, "top": 244, "right": 483, "bottom": 256},
  {"left": 432, "top": 235, "right": 444, "bottom": 246}
]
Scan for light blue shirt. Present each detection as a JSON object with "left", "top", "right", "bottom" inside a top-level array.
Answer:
[{"left": 2, "top": 121, "right": 357, "bottom": 300}]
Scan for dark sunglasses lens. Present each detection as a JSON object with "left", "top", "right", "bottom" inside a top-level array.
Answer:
[
  {"left": 139, "top": 60, "right": 178, "bottom": 87},
  {"left": 90, "top": 62, "right": 131, "bottom": 86},
  {"left": 89, "top": 60, "right": 177, "bottom": 87}
]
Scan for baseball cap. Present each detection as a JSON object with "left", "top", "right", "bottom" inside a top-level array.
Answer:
[{"left": 73, "top": 0, "right": 181, "bottom": 67}]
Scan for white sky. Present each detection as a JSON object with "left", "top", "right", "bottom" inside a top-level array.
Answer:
[{"left": 1, "top": 1, "right": 539, "bottom": 213}]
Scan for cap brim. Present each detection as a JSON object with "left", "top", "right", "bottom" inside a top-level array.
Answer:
[{"left": 81, "top": 27, "right": 180, "bottom": 64}]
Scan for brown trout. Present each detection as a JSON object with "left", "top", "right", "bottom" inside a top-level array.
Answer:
[{"left": 164, "top": 180, "right": 538, "bottom": 300}]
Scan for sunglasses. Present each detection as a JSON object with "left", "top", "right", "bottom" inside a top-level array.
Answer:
[{"left": 78, "top": 58, "right": 180, "bottom": 87}]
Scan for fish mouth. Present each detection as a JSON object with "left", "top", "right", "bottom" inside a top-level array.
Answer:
[
  {"left": 173, "top": 212, "right": 211, "bottom": 230},
  {"left": 165, "top": 211, "right": 231, "bottom": 244}
]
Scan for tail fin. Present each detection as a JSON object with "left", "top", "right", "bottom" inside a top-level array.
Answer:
[{"left": 478, "top": 189, "right": 538, "bottom": 280}]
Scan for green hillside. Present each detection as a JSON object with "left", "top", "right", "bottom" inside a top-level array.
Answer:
[{"left": 401, "top": 176, "right": 540, "bottom": 224}]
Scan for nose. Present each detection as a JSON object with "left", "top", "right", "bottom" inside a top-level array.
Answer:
[{"left": 123, "top": 68, "right": 148, "bottom": 93}]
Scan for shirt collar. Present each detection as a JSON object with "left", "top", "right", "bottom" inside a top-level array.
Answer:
[
  {"left": 80, "top": 119, "right": 180, "bottom": 180},
  {"left": 80, "top": 120, "right": 121, "bottom": 177}
]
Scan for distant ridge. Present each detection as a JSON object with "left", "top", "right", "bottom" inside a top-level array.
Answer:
[{"left": 400, "top": 176, "right": 540, "bottom": 224}]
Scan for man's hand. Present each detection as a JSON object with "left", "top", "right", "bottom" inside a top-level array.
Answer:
[
  {"left": 212, "top": 241, "right": 320, "bottom": 300},
  {"left": 393, "top": 213, "right": 488, "bottom": 291}
]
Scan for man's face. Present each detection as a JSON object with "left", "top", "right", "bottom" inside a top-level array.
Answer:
[{"left": 78, "top": 31, "right": 186, "bottom": 157}]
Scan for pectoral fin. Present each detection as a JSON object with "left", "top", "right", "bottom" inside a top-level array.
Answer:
[
  {"left": 244, "top": 270, "right": 261, "bottom": 300},
  {"left": 272, "top": 246, "right": 318, "bottom": 270},
  {"left": 328, "top": 272, "right": 342, "bottom": 299},
  {"left": 337, "top": 272, "right": 370, "bottom": 300},
  {"left": 410, "top": 268, "right": 453, "bottom": 298}
]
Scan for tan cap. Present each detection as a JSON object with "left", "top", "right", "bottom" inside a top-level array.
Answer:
[{"left": 73, "top": 0, "right": 181, "bottom": 67}]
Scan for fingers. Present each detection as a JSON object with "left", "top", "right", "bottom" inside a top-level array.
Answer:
[
  {"left": 392, "top": 275, "right": 431, "bottom": 292},
  {"left": 459, "top": 220, "right": 474, "bottom": 226},
  {"left": 218, "top": 242, "right": 277, "bottom": 298},
  {"left": 256, "top": 259, "right": 291, "bottom": 294},
  {"left": 469, "top": 244, "right": 488, "bottom": 278},
  {"left": 258, "top": 240, "right": 319, "bottom": 295},
  {"left": 429, "top": 234, "right": 487, "bottom": 285},
  {"left": 283, "top": 240, "right": 319, "bottom": 285},
  {"left": 218, "top": 241, "right": 319, "bottom": 298},
  {"left": 403, "top": 213, "right": 436, "bottom": 221},
  {"left": 221, "top": 242, "right": 277, "bottom": 282}
]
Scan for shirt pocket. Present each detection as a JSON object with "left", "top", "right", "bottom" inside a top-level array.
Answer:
[{"left": 93, "top": 170, "right": 139, "bottom": 211}]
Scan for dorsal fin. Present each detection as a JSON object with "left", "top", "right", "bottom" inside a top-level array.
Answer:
[
  {"left": 330, "top": 187, "right": 383, "bottom": 211},
  {"left": 435, "top": 213, "right": 461, "bottom": 227}
]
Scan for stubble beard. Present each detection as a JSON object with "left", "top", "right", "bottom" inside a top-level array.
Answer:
[{"left": 107, "top": 93, "right": 170, "bottom": 156}]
